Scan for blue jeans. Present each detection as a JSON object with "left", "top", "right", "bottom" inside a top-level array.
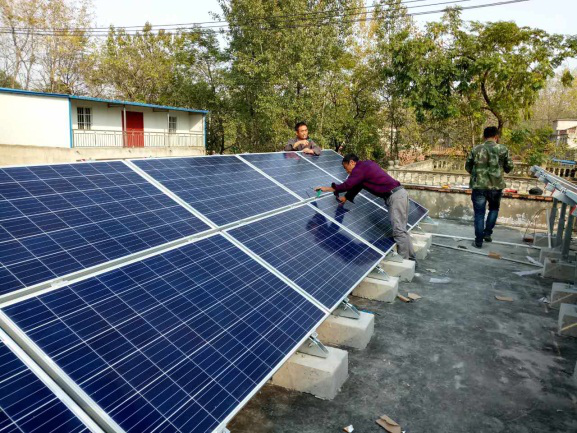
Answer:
[{"left": 472, "top": 189, "right": 502, "bottom": 243}]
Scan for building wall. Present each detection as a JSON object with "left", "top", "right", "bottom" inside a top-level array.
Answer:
[
  {"left": 70, "top": 100, "right": 204, "bottom": 134},
  {"left": 0, "top": 93, "right": 70, "bottom": 148},
  {"left": 0, "top": 143, "right": 205, "bottom": 167},
  {"left": 553, "top": 120, "right": 577, "bottom": 132}
]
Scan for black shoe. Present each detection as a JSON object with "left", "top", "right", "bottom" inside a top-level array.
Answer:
[
  {"left": 472, "top": 241, "right": 482, "bottom": 249},
  {"left": 484, "top": 235, "right": 492, "bottom": 242},
  {"left": 409, "top": 257, "right": 418, "bottom": 269}
]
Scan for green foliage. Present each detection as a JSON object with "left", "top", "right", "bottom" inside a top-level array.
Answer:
[
  {"left": 503, "top": 126, "right": 555, "bottom": 166},
  {"left": 4, "top": 0, "right": 574, "bottom": 160}
]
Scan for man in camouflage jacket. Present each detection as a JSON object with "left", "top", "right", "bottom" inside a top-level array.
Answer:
[{"left": 465, "top": 126, "right": 514, "bottom": 248}]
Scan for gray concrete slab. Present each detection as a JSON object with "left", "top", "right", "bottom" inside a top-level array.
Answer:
[{"left": 229, "top": 220, "right": 577, "bottom": 433}]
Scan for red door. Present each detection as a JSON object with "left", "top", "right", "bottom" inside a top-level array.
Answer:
[{"left": 122, "top": 111, "right": 144, "bottom": 147}]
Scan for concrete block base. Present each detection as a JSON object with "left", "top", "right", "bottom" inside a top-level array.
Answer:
[
  {"left": 558, "top": 304, "right": 577, "bottom": 337},
  {"left": 543, "top": 258, "right": 576, "bottom": 282},
  {"left": 380, "top": 259, "right": 415, "bottom": 282},
  {"left": 550, "top": 283, "right": 577, "bottom": 310},
  {"left": 353, "top": 276, "right": 399, "bottom": 302},
  {"left": 270, "top": 347, "right": 348, "bottom": 400},
  {"left": 411, "top": 232, "right": 432, "bottom": 249},
  {"left": 539, "top": 247, "right": 576, "bottom": 264},
  {"left": 316, "top": 312, "right": 374, "bottom": 350},
  {"left": 413, "top": 240, "right": 429, "bottom": 260}
]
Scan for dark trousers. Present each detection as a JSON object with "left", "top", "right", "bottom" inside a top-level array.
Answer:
[{"left": 471, "top": 189, "right": 503, "bottom": 243}]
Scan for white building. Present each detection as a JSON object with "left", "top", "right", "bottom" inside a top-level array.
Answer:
[
  {"left": 552, "top": 119, "right": 577, "bottom": 148},
  {"left": 0, "top": 87, "right": 207, "bottom": 150}
]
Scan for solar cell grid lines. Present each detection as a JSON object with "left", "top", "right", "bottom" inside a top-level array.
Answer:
[
  {"left": 131, "top": 156, "right": 299, "bottom": 226},
  {"left": 301, "top": 150, "right": 349, "bottom": 182},
  {"left": 239, "top": 153, "right": 332, "bottom": 199},
  {"left": 312, "top": 195, "right": 396, "bottom": 254},
  {"left": 2, "top": 235, "right": 324, "bottom": 433},
  {"left": 228, "top": 205, "right": 384, "bottom": 310},
  {"left": 0, "top": 337, "right": 90, "bottom": 433},
  {"left": 0, "top": 161, "right": 210, "bottom": 296}
]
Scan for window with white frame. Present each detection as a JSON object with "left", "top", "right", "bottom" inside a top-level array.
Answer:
[
  {"left": 168, "top": 115, "right": 177, "bottom": 134},
  {"left": 77, "top": 107, "right": 92, "bottom": 130}
]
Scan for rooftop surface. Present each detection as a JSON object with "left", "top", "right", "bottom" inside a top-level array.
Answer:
[{"left": 229, "top": 219, "right": 577, "bottom": 433}]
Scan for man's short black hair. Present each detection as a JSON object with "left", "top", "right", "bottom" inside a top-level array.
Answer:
[
  {"left": 483, "top": 126, "right": 499, "bottom": 139},
  {"left": 295, "top": 121, "right": 307, "bottom": 131},
  {"left": 342, "top": 154, "right": 359, "bottom": 164}
]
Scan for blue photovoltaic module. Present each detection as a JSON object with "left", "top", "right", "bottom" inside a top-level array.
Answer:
[
  {"left": 0, "top": 161, "right": 209, "bottom": 295},
  {"left": 0, "top": 338, "right": 89, "bottom": 433},
  {"left": 2, "top": 235, "right": 324, "bottom": 433},
  {"left": 132, "top": 156, "right": 299, "bottom": 226},
  {"left": 228, "top": 205, "right": 384, "bottom": 309}
]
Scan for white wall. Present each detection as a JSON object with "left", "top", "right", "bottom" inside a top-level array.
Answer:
[
  {"left": 554, "top": 120, "right": 577, "bottom": 131},
  {"left": 71, "top": 100, "right": 204, "bottom": 135},
  {"left": 0, "top": 93, "right": 70, "bottom": 148},
  {"left": 71, "top": 100, "right": 123, "bottom": 132}
]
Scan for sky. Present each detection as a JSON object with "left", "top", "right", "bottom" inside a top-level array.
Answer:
[
  {"left": 92, "top": 0, "right": 576, "bottom": 35},
  {"left": 92, "top": 0, "right": 576, "bottom": 66}
]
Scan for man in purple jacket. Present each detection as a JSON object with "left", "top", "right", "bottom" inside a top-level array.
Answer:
[{"left": 315, "top": 154, "right": 415, "bottom": 260}]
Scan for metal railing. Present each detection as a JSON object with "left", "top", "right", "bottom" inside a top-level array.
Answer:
[{"left": 73, "top": 130, "right": 203, "bottom": 148}]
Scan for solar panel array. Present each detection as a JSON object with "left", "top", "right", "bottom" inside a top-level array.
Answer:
[
  {"left": 3, "top": 236, "right": 324, "bottom": 433},
  {"left": 0, "top": 162, "right": 209, "bottom": 296},
  {"left": 132, "top": 156, "right": 298, "bottom": 226},
  {"left": 0, "top": 151, "right": 428, "bottom": 433},
  {"left": 228, "top": 205, "right": 383, "bottom": 309}
]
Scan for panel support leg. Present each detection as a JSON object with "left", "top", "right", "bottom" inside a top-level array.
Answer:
[
  {"left": 557, "top": 202, "right": 568, "bottom": 248},
  {"left": 298, "top": 332, "right": 329, "bottom": 358},
  {"left": 332, "top": 298, "right": 361, "bottom": 320},
  {"left": 562, "top": 214, "right": 575, "bottom": 261}
]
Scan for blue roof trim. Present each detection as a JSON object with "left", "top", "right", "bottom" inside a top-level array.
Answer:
[
  {"left": 0, "top": 87, "right": 209, "bottom": 114},
  {"left": 0, "top": 87, "right": 68, "bottom": 99}
]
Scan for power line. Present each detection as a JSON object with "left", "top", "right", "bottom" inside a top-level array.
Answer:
[
  {"left": 0, "top": 0, "right": 437, "bottom": 32},
  {"left": 0, "top": 0, "right": 530, "bottom": 37}
]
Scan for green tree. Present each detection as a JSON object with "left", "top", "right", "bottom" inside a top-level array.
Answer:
[
  {"left": 433, "top": 10, "right": 577, "bottom": 133},
  {"left": 90, "top": 23, "right": 179, "bottom": 103},
  {"left": 504, "top": 126, "right": 555, "bottom": 165},
  {"left": 217, "top": 0, "right": 361, "bottom": 153}
]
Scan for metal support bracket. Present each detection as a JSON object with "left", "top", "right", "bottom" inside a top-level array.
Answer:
[
  {"left": 384, "top": 251, "right": 404, "bottom": 263},
  {"left": 369, "top": 265, "right": 390, "bottom": 281},
  {"left": 562, "top": 213, "right": 575, "bottom": 262},
  {"left": 332, "top": 297, "right": 361, "bottom": 319},
  {"left": 557, "top": 202, "right": 568, "bottom": 248},
  {"left": 297, "top": 332, "right": 329, "bottom": 358}
]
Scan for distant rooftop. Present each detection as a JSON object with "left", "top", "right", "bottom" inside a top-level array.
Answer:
[{"left": 0, "top": 87, "right": 209, "bottom": 114}]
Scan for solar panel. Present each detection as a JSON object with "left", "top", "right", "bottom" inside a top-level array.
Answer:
[
  {"left": 311, "top": 195, "right": 396, "bottom": 254},
  {"left": 131, "top": 156, "right": 299, "bottom": 226},
  {"left": 228, "top": 205, "right": 384, "bottom": 310},
  {"left": 239, "top": 153, "right": 331, "bottom": 199},
  {"left": 0, "top": 336, "right": 90, "bottom": 433},
  {"left": 1, "top": 235, "right": 324, "bottom": 433},
  {"left": 408, "top": 199, "right": 429, "bottom": 228},
  {"left": 301, "top": 150, "right": 348, "bottom": 182},
  {"left": 0, "top": 162, "right": 210, "bottom": 296}
]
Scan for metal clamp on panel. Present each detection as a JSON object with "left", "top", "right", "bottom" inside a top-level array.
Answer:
[
  {"left": 297, "top": 332, "right": 329, "bottom": 358},
  {"left": 384, "top": 251, "right": 404, "bottom": 263},
  {"left": 369, "top": 265, "right": 390, "bottom": 281},
  {"left": 332, "top": 297, "right": 361, "bottom": 320}
]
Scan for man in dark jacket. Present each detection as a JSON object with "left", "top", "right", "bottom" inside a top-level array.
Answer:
[
  {"left": 465, "top": 126, "right": 514, "bottom": 248},
  {"left": 315, "top": 154, "right": 415, "bottom": 260},
  {"left": 284, "top": 122, "right": 322, "bottom": 156}
]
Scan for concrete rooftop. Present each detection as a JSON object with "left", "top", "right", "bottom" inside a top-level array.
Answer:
[{"left": 229, "top": 219, "right": 577, "bottom": 433}]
